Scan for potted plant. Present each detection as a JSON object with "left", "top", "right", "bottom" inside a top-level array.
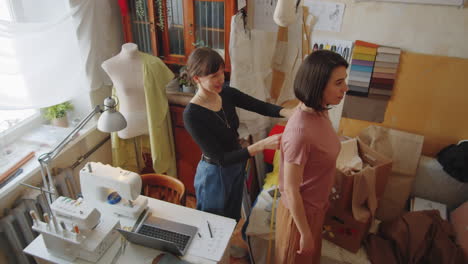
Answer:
[
  {"left": 43, "top": 101, "right": 74, "bottom": 127},
  {"left": 178, "top": 68, "right": 196, "bottom": 93}
]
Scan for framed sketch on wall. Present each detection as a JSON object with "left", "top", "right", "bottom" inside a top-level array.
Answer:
[{"left": 355, "top": 0, "right": 464, "bottom": 6}]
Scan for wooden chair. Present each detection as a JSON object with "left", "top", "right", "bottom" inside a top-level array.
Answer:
[{"left": 140, "top": 173, "right": 185, "bottom": 205}]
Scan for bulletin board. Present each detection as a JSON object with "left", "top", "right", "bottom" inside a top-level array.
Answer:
[{"left": 339, "top": 52, "right": 468, "bottom": 157}]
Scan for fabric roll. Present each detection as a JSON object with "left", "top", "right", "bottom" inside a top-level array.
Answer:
[
  {"left": 369, "top": 87, "right": 393, "bottom": 96},
  {"left": 377, "top": 46, "right": 401, "bottom": 55},
  {"left": 348, "top": 85, "right": 369, "bottom": 97},
  {"left": 350, "top": 70, "right": 372, "bottom": 79},
  {"left": 374, "top": 61, "right": 398, "bottom": 69},
  {"left": 369, "top": 82, "right": 393, "bottom": 90},
  {"left": 355, "top": 40, "right": 379, "bottom": 48},
  {"left": 349, "top": 75, "right": 372, "bottom": 83},
  {"left": 371, "top": 77, "right": 395, "bottom": 85},
  {"left": 349, "top": 85, "right": 369, "bottom": 93},
  {"left": 351, "top": 65, "right": 373, "bottom": 73},
  {"left": 349, "top": 80, "right": 370, "bottom": 87},
  {"left": 354, "top": 46, "right": 377, "bottom": 56},
  {"left": 352, "top": 59, "right": 374, "bottom": 67},
  {"left": 368, "top": 94, "right": 391, "bottom": 100},
  {"left": 372, "top": 72, "right": 396, "bottom": 79},
  {"left": 373, "top": 67, "right": 397, "bottom": 74},
  {"left": 347, "top": 91, "right": 369, "bottom": 97},
  {"left": 353, "top": 53, "right": 376, "bottom": 61},
  {"left": 376, "top": 53, "right": 400, "bottom": 63}
]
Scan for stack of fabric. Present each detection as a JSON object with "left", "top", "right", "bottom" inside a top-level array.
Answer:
[
  {"left": 348, "top": 40, "right": 378, "bottom": 96},
  {"left": 369, "top": 46, "right": 401, "bottom": 99}
]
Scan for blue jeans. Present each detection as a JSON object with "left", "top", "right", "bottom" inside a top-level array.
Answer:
[{"left": 194, "top": 160, "right": 246, "bottom": 221}]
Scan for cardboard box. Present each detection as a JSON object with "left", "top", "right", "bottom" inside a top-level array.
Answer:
[
  {"left": 322, "top": 207, "right": 371, "bottom": 253},
  {"left": 330, "top": 139, "right": 392, "bottom": 211},
  {"left": 358, "top": 125, "right": 424, "bottom": 221}
]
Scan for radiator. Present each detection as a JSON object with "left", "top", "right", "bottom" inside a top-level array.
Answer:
[{"left": 0, "top": 172, "right": 80, "bottom": 264}]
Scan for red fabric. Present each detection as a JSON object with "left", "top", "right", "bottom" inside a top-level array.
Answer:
[
  {"left": 355, "top": 40, "right": 379, "bottom": 48},
  {"left": 117, "top": 0, "right": 129, "bottom": 16},
  {"left": 263, "top": 124, "right": 285, "bottom": 164}
]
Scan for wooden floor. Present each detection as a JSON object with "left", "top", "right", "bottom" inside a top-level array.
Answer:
[{"left": 185, "top": 195, "right": 251, "bottom": 264}]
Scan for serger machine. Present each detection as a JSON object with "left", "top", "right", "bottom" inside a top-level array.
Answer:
[{"left": 30, "top": 196, "right": 120, "bottom": 262}]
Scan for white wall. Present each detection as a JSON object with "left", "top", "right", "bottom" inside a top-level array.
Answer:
[
  {"left": 313, "top": 0, "right": 468, "bottom": 59},
  {"left": 312, "top": 0, "right": 468, "bottom": 129}
]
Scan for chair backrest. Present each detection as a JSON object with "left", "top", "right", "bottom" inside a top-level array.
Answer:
[{"left": 140, "top": 173, "right": 185, "bottom": 205}]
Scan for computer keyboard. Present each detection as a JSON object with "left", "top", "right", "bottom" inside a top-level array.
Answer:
[{"left": 137, "top": 224, "right": 191, "bottom": 251}]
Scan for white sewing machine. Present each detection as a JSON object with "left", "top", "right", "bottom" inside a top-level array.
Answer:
[{"left": 80, "top": 162, "right": 148, "bottom": 219}]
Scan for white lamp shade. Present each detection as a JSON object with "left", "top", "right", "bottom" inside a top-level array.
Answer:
[{"left": 97, "top": 111, "right": 127, "bottom": 132}]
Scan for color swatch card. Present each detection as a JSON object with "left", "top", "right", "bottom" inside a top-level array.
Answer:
[
  {"left": 347, "top": 40, "right": 378, "bottom": 96},
  {"left": 369, "top": 46, "right": 401, "bottom": 99}
]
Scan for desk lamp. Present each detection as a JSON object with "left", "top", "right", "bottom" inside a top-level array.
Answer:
[{"left": 38, "top": 96, "right": 127, "bottom": 203}]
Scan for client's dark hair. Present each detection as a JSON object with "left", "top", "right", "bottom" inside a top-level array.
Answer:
[{"left": 294, "top": 50, "right": 348, "bottom": 112}]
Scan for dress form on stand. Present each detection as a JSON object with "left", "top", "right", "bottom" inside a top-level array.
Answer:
[{"left": 102, "top": 43, "right": 148, "bottom": 139}]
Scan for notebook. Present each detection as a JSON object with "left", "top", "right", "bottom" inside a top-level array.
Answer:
[{"left": 117, "top": 215, "right": 198, "bottom": 256}]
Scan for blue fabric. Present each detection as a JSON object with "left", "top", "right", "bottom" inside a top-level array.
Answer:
[
  {"left": 194, "top": 160, "right": 246, "bottom": 221},
  {"left": 350, "top": 64, "right": 374, "bottom": 73}
]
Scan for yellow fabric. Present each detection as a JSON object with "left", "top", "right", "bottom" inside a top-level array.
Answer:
[
  {"left": 263, "top": 150, "right": 281, "bottom": 189},
  {"left": 112, "top": 52, "right": 177, "bottom": 176},
  {"left": 353, "top": 46, "right": 377, "bottom": 56},
  {"left": 352, "top": 53, "right": 376, "bottom": 61},
  {"left": 111, "top": 133, "right": 151, "bottom": 173}
]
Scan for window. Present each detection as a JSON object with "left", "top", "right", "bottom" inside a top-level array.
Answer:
[
  {"left": 0, "top": 0, "right": 41, "bottom": 142},
  {"left": 0, "top": 0, "right": 91, "bottom": 167},
  {"left": 120, "top": 0, "right": 236, "bottom": 70},
  {"left": 0, "top": 109, "right": 39, "bottom": 134}
]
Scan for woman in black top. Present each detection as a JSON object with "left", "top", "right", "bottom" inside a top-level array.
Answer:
[{"left": 183, "top": 47, "right": 293, "bottom": 221}]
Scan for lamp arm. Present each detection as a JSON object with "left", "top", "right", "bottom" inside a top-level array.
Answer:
[
  {"left": 43, "top": 105, "right": 102, "bottom": 162},
  {"left": 38, "top": 105, "right": 102, "bottom": 203}
]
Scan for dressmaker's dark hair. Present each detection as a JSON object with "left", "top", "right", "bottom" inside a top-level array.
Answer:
[
  {"left": 185, "top": 47, "right": 225, "bottom": 80},
  {"left": 294, "top": 50, "right": 348, "bottom": 112}
]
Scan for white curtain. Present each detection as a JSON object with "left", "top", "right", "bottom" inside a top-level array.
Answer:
[
  {"left": 69, "top": 0, "right": 122, "bottom": 91},
  {"left": 0, "top": 0, "right": 122, "bottom": 110}
]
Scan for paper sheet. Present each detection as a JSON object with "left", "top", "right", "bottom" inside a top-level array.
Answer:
[
  {"left": 303, "top": 0, "right": 345, "bottom": 32},
  {"left": 253, "top": 0, "right": 278, "bottom": 32},
  {"left": 186, "top": 217, "right": 235, "bottom": 261},
  {"left": 311, "top": 37, "right": 354, "bottom": 62},
  {"left": 237, "top": 0, "right": 246, "bottom": 10}
]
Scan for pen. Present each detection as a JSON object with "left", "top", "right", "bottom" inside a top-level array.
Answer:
[{"left": 207, "top": 221, "right": 213, "bottom": 238}]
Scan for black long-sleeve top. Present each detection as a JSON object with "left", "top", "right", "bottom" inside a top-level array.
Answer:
[{"left": 183, "top": 86, "right": 283, "bottom": 166}]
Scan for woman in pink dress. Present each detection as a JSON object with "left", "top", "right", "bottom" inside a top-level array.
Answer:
[{"left": 275, "top": 50, "right": 349, "bottom": 264}]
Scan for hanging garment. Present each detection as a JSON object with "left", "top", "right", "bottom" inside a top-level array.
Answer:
[{"left": 112, "top": 53, "right": 177, "bottom": 177}]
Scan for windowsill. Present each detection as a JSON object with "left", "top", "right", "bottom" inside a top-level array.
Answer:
[{"left": 0, "top": 121, "right": 97, "bottom": 201}]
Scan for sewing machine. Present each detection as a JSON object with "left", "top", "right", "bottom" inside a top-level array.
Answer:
[{"left": 80, "top": 162, "right": 148, "bottom": 219}]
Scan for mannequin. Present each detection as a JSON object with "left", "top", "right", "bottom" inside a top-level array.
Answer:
[
  {"left": 102, "top": 43, "right": 148, "bottom": 139},
  {"left": 273, "top": 0, "right": 299, "bottom": 27}
]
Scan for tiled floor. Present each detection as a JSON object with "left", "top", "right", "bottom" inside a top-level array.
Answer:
[{"left": 185, "top": 195, "right": 251, "bottom": 264}]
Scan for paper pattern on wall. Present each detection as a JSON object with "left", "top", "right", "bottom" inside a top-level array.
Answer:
[
  {"left": 310, "top": 38, "right": 353, "bottom": 62},
  {"left": 253, "top": 0, "right": 278, "bottom": 32},
  {"left": 303, "top": 0, "right": 345, "bottom": 32},
  {"left": 237, "top": 0, "right": 246, "bottom": 10}
]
